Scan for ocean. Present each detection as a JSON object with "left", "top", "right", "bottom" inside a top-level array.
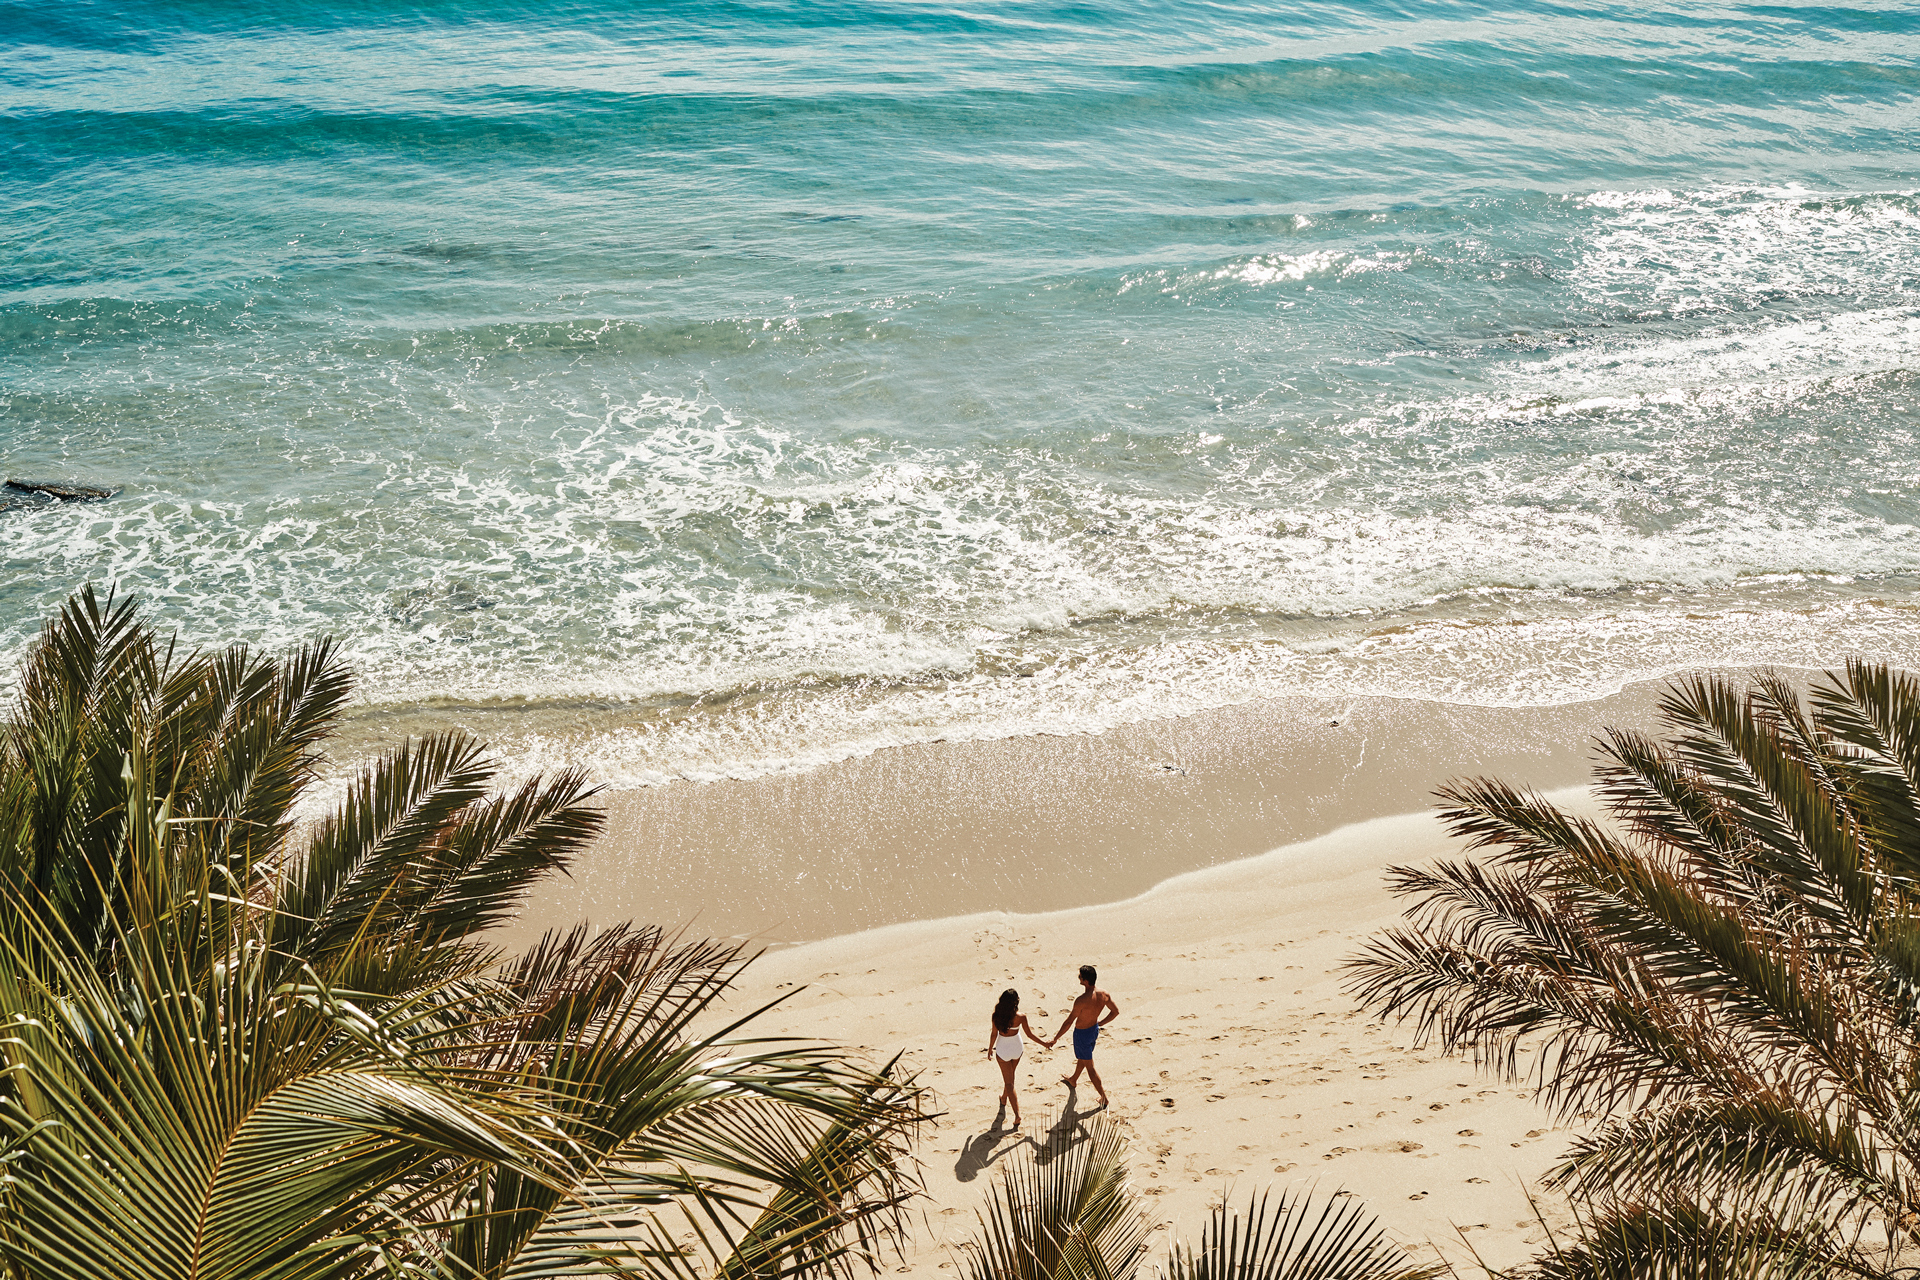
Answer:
[{"left": 3, "top": 0, "right": 1918, "bottom": 788}]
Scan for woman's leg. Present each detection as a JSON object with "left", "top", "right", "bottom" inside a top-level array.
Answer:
[{"left": 997, "top": 1057, "right": 1021, "bottom": 1124}]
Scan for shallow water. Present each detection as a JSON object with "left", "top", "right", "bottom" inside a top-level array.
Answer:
[{"left": 4, "top": 0, "right": 1918, "bottom": 785}]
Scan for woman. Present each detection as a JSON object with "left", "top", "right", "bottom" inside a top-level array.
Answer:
[{"left": 986, "top": 988, "right": 1049, "bottom": 1127}]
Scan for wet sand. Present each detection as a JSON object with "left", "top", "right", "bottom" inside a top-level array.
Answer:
[
  {"left": 495, "top": 674, "right": 1765, "bottom": 1268},
  {"left": 496, "top": 681, "right": 1676, "bottom": 949}
]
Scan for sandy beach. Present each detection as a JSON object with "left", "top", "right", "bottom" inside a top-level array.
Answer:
[
  {"left": 490, "top": 677, "right": 1741, "bottom": 1271},
  {"left": 495, "top": 681, "right": 1678, "bottom": 951},
  {"left": 723, "top": 799, "right": 1603, "bottom": 1273},
  {"left": 14, "top": 3, "right": 1914, "bottom": 1271}
]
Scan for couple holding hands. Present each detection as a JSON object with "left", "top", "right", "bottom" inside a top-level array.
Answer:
[{"left": 987, "top": 964, "right": 1120, "bottom": 1125}]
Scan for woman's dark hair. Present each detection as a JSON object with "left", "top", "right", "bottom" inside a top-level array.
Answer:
[{"left": 993, "top": 988, "right": 1019, "bottom": 1033}]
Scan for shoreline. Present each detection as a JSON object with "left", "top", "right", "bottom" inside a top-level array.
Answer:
[
  {"left": 494, "top": 673, "right": 1710, "bottom": 950},
  {"left": 497, "top": 666, "right": 1819, "bottom": 1268},
  {"left": 501, "top": 666, "right": 1819, "bottom": 1270},
  {"left": 309, "top": 587, "right": 1920, "bottom": 807}
]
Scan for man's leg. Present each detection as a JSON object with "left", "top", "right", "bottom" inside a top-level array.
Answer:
[
  {"left": 1063, "top": 1025, "right": 1091, "bottom": 1086},
  {"left": 1085, "top": 1061, "right": 1107, "bottom": 1106}
]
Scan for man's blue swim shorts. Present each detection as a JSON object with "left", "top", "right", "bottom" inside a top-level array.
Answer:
[{"left": 1072, "top": 1025, "right": 1099, "bottom": 1060}]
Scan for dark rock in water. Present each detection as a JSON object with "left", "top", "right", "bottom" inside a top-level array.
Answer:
[{"left": 2, "top": 479, "right": 120, "bottom": 511}]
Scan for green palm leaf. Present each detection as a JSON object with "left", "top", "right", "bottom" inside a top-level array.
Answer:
[
  {"left": 274, "top": 732, "right": 497, "bottom": 968},
  {"left": 444, "top": 927, "right": 925, "bottom": 1279},
  {"left": 1516, "top": 1194, "right": 1859, "bottom": 1280},
  {"left": 1346, "top": 665, "right": 1920, "bottom": 1274},
  {"left": 957, "top": 1113, "right": 1147, "bottom": 1280},
  {"left": 0, "top": 905, "right": 565, "bottom": 1280},
  {"left": 1158, "top": 1188, "right": 1441, "bottom": 1280},
  {"left": 0, "top": 588, "right": 931, "bottom": 1280}
]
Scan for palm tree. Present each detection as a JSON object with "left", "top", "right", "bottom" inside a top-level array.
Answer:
[
  {"left": 1346, "top": 664, "right": 1920, "bottom": 1276},
  {"left": 955, "top": 1112, "right": 1437, "bottom": 1279},
  {"left": 0, "top": 587, "right": 925, "bottom": 1280}
]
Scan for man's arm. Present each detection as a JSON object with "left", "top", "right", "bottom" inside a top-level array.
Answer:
[
  {"left": 1097, "top": 992, "right": 1120, "bottom": 1027},
  {"left": 1054, "top": 1011, "right": 1076, "bottom": 1042}
]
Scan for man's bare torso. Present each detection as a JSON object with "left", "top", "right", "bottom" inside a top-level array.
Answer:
[{"left": 1070, "top": 988, "right": 1115, "bottom": 1029}]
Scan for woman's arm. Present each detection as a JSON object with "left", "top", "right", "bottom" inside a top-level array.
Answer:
[{"left": 987, "top": 1022, "right": 998, "bottom": 1056}]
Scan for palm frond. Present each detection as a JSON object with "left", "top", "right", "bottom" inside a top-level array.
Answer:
[
  {"left": 1545, "top": 1098, "right": 1886, "bottom": 1219},
  {"left": 0, "top": 897, "right": 566, "bottom": 1280},
  {"left": 1516, "top": 1194, "right": 1862, "bottom": 1280},
  {"left": 1348, "top": 662, "right": 1920, "bottom": 1275},
  {"left": 273, "top": 731, "right": 496, "bottom": 968},
  {"left": 1815, "top": 661, "right": 1920, "bottom": 885},
  {"left": 392, "top": 768, "right": 606, "bottom": 947},
  {"left": 175, "top": 636, "right": 353, "bottom": 890},
  {"left": 956, "top": 1113, "right": 1147, "bottom": 1280},
  {"left": 1158, "top": 1187, "right": 1441, "bottom": 1280},
  {"left": 0, "top": 584, "right": 164, "bottom": 951}
]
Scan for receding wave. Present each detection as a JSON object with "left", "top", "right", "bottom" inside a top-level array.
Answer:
[{"left": 4, "top": 0, "right": 1917, "bottom": 798}]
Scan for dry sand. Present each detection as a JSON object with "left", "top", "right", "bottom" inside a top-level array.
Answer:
[
  {"left": 506, "top": 676, "right": 1756, "bottom": 1271},
  {"left": 722, "top": 799, "right": 1600, "bottom": 1275}
]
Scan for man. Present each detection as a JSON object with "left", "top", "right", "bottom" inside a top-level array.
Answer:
[{"left": 1051, "top": 964, "right": 1119, "bottom": 1107}]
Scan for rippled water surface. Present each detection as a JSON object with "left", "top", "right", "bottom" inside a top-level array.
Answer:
[{"left": 4, "top": 0, "right": 1918, "bottom": 782}]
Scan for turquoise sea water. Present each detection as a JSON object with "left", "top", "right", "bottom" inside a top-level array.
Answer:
[{"left": 3, "top": 0, "right": 1919, "bottom": 785}]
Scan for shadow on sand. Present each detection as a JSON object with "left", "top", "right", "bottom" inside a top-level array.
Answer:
[
  {"left": 1032, "top": 1094, "right": 1106, "bottom": 1166},
  {"left": 954, "top": 1093, "right": 1111, "bottom": 1183},
  {"left": 953, "top": 1105, "right": 1032, "bottom": 1183}
]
